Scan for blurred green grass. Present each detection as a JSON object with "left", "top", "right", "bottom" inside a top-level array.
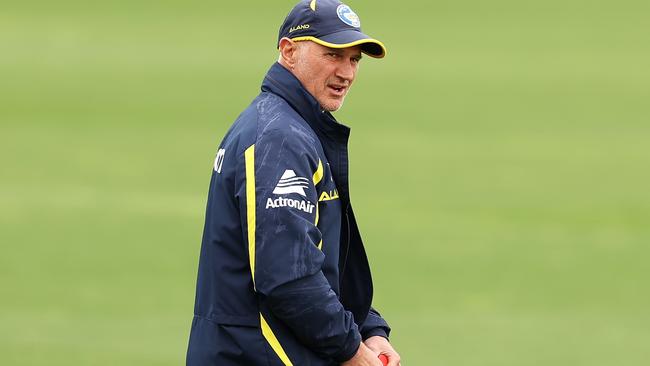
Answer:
[{"left": 1, "top": 1, "right": 649, "bottom": 365}]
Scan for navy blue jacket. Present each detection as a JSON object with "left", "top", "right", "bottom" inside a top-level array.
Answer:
[{"left": 187, "top": 62, "right": 390, "bottom": 365}]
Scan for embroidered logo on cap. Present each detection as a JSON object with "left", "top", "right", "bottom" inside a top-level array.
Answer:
[{"left": 336, "top": 4, "right": 361, "bottom": 28}]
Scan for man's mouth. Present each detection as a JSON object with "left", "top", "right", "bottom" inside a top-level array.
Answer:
[{"left": 328, "top": 85, "right": 347, "bottom": 96}]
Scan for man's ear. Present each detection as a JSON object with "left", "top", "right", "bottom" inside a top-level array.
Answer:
[{"left": 279, "top": 37, "right": 298, "bottom": 69}]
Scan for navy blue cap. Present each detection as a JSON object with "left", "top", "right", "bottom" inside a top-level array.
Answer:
[{"left": 278, "top": 0, "right": 386, "bottom": 58}]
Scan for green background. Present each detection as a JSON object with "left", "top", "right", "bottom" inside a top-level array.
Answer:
[{"left": 1, "top": 1, "right": 649, "bottom": 364}]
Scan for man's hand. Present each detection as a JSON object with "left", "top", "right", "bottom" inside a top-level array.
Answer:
[
  {"left": 364, "top": 336, "right": 401, "bottom": 366},
  {"left": 341, "top": 342, "right": 383, "bottom": 366}
]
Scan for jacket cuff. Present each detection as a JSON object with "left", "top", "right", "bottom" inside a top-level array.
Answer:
[
  {"left": 332, "top": 328, "right": 362, "bottom": 363},
  {"left": 361, "top": 326, "right": 390, "bottom": 341},
  {"left": 359, "top": 307, "right": 391, "bottom": 341}
]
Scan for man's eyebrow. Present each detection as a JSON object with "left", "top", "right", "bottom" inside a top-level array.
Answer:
[{"left": 323, "top": 47, "right": 362, "bottom": 59}]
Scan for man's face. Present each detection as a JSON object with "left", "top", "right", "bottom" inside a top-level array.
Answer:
[{"left": 291, "top": 41, "right": 362, "bottom": 112}]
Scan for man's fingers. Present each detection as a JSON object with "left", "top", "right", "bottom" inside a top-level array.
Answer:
[{"left": 385, "top": 352, "right": 401, "bottom": 366}]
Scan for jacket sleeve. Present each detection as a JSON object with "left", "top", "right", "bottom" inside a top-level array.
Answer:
[
  {"left": 359, "top": 307, "right": 391, "bottom": 340},
  {"left": 238, "top": 126, "right": 361, "bottom": 362}
]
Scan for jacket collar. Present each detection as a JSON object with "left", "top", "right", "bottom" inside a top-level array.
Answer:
[{"left": 261, "top": 62, "right": 350, "bottom": 142}]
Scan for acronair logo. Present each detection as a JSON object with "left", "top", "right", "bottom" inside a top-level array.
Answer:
[
  {"left": 267, "top": 169, "right": 315, "bottom": 214},
  {"left": 266, "top": 196, "right": 315, "bottom": 214},
  {"left": 273, "top": 170, "right": 310, "bottom": 197},
  {"left": 336, "top": 4, "right": 361, "bottom": 28}
]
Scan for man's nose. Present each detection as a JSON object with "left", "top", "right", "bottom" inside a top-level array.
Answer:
[{"left": 335, "top": 60, "right": 356, "bottom": 82}]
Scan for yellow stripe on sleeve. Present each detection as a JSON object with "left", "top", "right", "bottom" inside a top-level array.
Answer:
[
  {"left": 244, "top": 145, "right": 256, "bottom": 290},
  {"left": 313, "top": 159, "right": 323, "bottom": 250},
  {"left": 261, "top": 314, "right": 294, "bottom": 365},
  {"left": 313, "top": 159, "right": 324, "bottom": 185}
]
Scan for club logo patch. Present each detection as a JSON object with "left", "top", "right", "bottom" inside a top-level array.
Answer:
[{"left": 336, "top": 4, "right": 361, "bottom": 28}]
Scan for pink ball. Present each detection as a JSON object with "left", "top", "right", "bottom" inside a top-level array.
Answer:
[{"left": 378, "top": 354, "right": 389, "bottom": 365}]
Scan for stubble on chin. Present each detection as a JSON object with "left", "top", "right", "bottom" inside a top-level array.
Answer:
[{"left": 320, "top": 97, "right": 346, "bottom": 112}]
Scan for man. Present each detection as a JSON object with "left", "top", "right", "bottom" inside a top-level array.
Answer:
[{"left": 187, "top": 1, "right": 401, "bottom": 365}]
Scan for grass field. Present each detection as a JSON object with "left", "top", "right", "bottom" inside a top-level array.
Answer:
[{"left": 1, "top": 1, "right": 649, "bottom": 365}]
